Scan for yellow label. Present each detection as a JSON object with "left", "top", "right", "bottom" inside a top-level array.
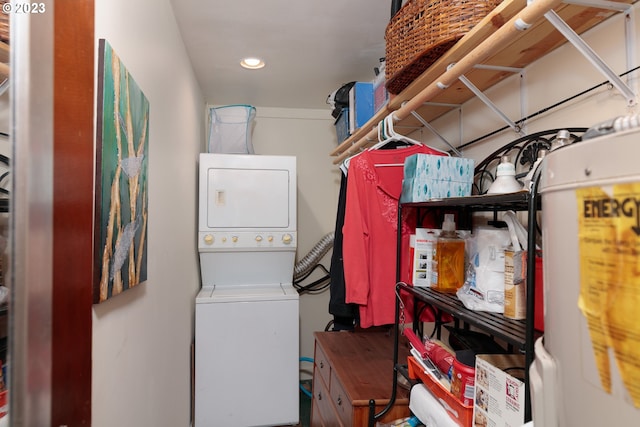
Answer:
[{"left": 577, "top": 184, "right": 640, "bottom": 407}]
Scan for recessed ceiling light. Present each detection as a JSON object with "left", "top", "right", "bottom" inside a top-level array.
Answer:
[{"left": 240, "top": 57, "right": 265, "bottom": 70}]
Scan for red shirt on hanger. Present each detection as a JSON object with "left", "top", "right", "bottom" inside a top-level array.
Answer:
[{"left": 342, "top": 145, "right": 445, "bottom": 328}]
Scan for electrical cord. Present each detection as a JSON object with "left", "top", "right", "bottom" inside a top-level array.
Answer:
[
  {"left": 293, "top": 263, "right": 331, "bottom": 295},
  {"left": 324, "top": 320, "right": 335, "bottom": 331}
]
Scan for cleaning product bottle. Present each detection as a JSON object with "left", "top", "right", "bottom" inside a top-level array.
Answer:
[{"left": 432, "top": 214, "right": 465, "bottom": 293}]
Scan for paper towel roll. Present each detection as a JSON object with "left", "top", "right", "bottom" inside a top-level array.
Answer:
[{"left": 409, "top": 384, "right": 460, "bottom": 427}]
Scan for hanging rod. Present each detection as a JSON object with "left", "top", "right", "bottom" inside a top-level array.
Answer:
[{"left": 332, "top": 0, "right": 564, "bottom": 165}]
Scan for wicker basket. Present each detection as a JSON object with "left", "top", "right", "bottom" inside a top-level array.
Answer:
[{"left": 385, "top": 0, "right": 503, "bottom": 95}]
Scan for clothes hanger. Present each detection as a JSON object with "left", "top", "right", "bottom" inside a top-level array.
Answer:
[
  {"left": 339, "top": 137, "right": 371, "bottom": 175},
  {"left": 369, "top": 115, "right": 451, "bottom": 155},
  {"left": 368, "top": 116, "right": 414, "bottom": 167},
  {"left": 368, "top": 115, "right": 418, "bottom": 151},
  {"left": 370, "top": 115, "right": 451, "bottom": 167},
  {"left": 340, "top": 120, "right": 395, "bottom": 173},
  {"left": 340, "top": 149, "right": 361, "bottom": 175}
]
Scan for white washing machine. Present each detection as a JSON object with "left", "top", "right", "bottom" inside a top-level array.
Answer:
[
  {"left": 195, "top": 153, "right": 299, "bottom": 427},
  {"left": 195, "top": 284, "right": 299, "bottom": 426}
]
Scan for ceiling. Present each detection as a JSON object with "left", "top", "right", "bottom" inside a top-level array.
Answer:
[{"left": 170, "top": 0, "right": 393, "bottom": 110}]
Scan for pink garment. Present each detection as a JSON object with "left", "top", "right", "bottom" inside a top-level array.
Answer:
[{"left": 342, "top": 145, "right": 445, "bottom": 327}]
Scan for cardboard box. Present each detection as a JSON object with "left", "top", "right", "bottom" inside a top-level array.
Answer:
[
  {"left": 503, "top": 249, "right": 527, "bottom": 320},
  {"left": 503, "top": 249, "right": 546, "bottom": 329},
  {"left": 412, "top": 228, "right": 440, "bottom": 287},
  {"left": 473, "top": 354, "right": 526, "bottom": 427},
  {"left": 401, "top": 154, "right": 474, "bottom": 203}
]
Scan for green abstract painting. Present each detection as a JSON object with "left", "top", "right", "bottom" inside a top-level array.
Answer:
[{"left": 94, "top": 39, "right": 149, "bottom": 304}]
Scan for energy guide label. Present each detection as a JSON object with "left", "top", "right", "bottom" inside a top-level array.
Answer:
[{"left": 577, "top": 183, "right": 640, "bottom": 408}]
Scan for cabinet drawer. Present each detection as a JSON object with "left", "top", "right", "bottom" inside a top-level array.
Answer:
[
  {"left": 330, "top": 369, "right": 353, "bottom": 426},
  {"left": 310, "top": 399, "right": 325, "bottom": 427},
  {"left": 312, "top": 371, "right": 343, "bottom": 427},
  {"left": 314, "top": 341, "right": 331, "bottom": 390}
]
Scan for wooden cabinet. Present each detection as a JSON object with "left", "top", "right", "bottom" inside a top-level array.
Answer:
[{"left": 311, "top": 331, "right": 411, "bottom": 427}]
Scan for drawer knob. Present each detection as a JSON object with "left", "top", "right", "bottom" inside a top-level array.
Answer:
[
  {"left": 337, "top": 396, "right": 342, "bottom": 406},
  {"left": 319, "top": 361, "right": 324, "bottom": 369}
]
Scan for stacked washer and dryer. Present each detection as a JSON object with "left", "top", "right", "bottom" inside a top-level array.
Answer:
[{"left": 195, "top": 153, "right": 299, "bottom": 426}]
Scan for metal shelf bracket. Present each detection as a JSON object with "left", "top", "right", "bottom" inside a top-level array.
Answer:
[
  {"left": 545, "top": 3, "right": 638, "bottom": 106},
  {"left": 451, "top": 63, "right": 526, "bottom": 134},
  {"left": 406, "top": 107, "right": 463, "bottom": 156}
]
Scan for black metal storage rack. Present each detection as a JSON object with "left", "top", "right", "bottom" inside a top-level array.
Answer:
[
  {"left": 367, "top": 129, "right": 590, "bottom": 427},
  {"left": 400, "top": 191, "right": 540, "bottom": 421}
]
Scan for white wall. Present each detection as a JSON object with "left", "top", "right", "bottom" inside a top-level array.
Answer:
[
  {"left": 92, "top": 1, "right": 204, "bottom": 426},
  {"left": 251, "top": 107, "right": 340, "bottom": 374}
]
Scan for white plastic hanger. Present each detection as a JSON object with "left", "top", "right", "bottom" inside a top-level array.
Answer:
[
  {"left": 369, "top": 115, "right": 450, "bottom": 167},
  {"left": 368, "top": 115, "right": 414, "bottom": 151},
  {"left": 338, "top": 120, "right": 397, "bottom": 172},
  {"left": 339, "top": 120, "right": 392, "bottom": 174},
  {"left": 369, "top": 115, "right": 451, "bottom": 156},
  {"left": 340, "top": 149, "right": 362, "bottom": 175}
]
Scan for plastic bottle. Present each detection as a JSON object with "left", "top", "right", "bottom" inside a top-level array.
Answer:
[
  {"left": 487, "top": 156, "right": 522, "bottom": 194},
  {"left": 550, "top": 129, "right": 571, "bottom": 151},
  {"left": 521, "top": 149, "right": 548, "bottom": 191},
  {"left": 431, "top": 214, "right": 465, "bottom": 293}
]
